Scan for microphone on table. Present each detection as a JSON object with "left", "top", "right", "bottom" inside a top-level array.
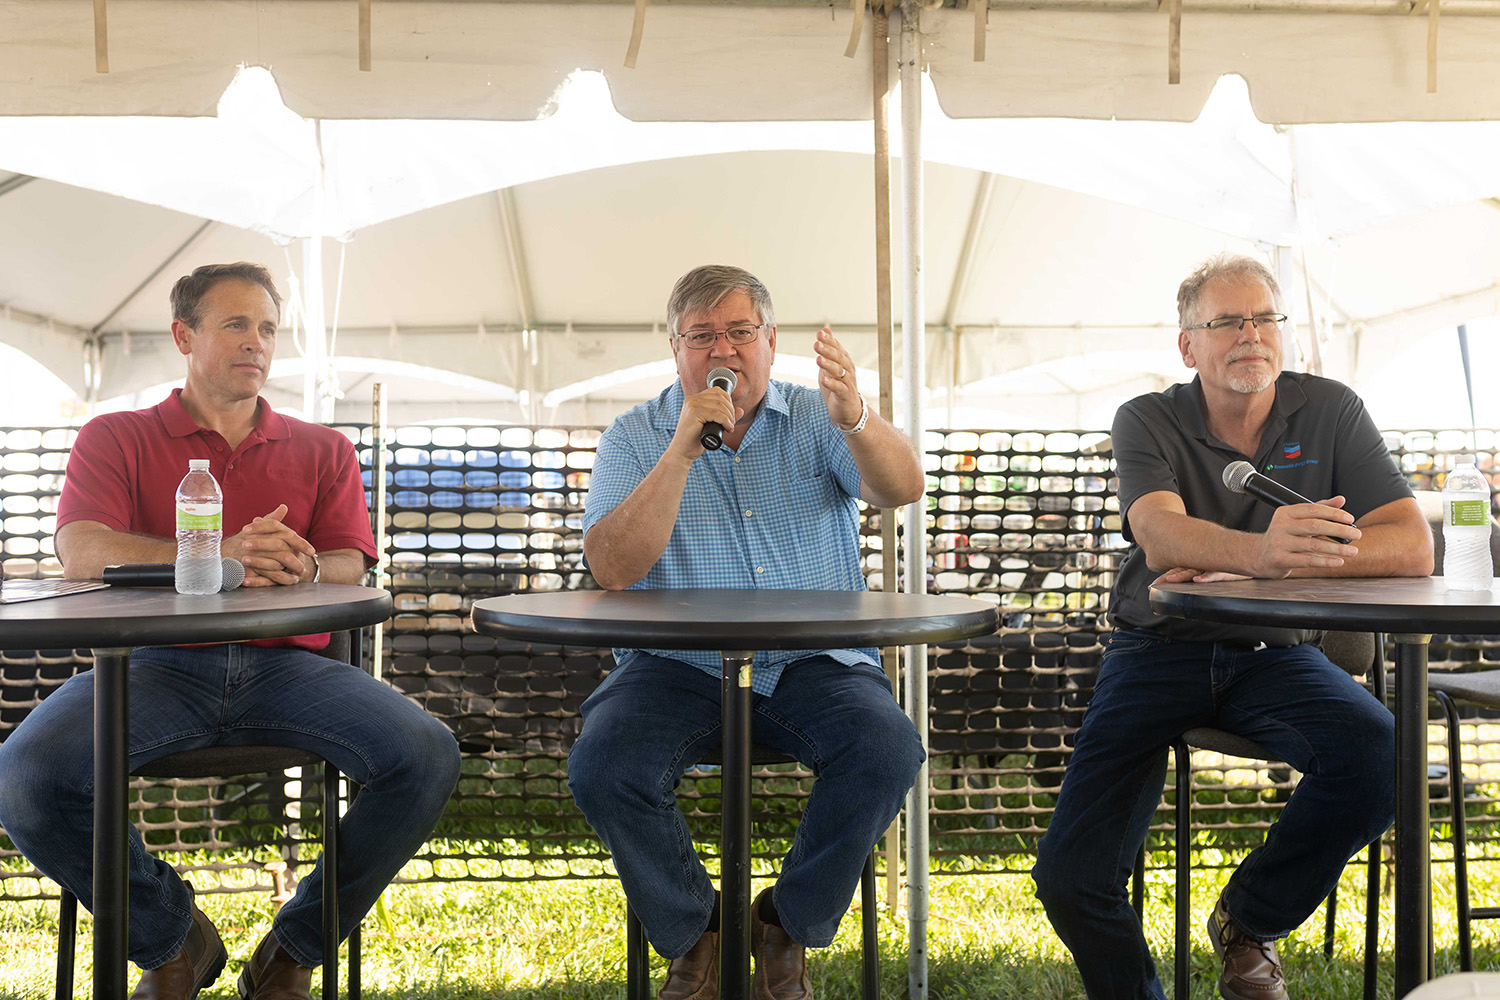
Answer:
[
  {"left": 1222, "top": 460, "right": 1347, "bottom": 544},
  {"left": 699, "top": 367, "right": 739, "bottom": 451},
  {"left": 102, "top": 558, "right": 246, "bottom": 592}
]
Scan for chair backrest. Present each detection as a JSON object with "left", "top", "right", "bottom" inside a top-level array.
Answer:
[{"left": 1319, "top": 630, "right": 1378, "bottom": 680}]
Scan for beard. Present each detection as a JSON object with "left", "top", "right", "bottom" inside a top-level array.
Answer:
[{"left": 1225, "top": 363, "right": 1276, "bottom": 394}]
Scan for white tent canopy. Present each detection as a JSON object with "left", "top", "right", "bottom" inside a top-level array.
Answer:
[
  {"left": 5, "top": 2, "right": 1500, "bottom": 123},
  {"left": 1, "top": 67, "right": 1498, "bottom": 427}
]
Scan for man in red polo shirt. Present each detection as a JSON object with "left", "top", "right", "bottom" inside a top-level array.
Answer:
[{"left": 0, "top": 263, "right": 461, "bottom": 1000}]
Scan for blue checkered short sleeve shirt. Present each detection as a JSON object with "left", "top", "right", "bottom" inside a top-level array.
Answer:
[{"left": 582, "top": 379, "right": 880, "bottom": 694}]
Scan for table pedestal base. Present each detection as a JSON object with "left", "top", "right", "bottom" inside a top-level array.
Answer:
[
  {"left": 1393, "top": 632, "right": 1433, "bottom": 999},
  {"left": 720, "top": 651, "right": 754, "bottom": 1000},
  {"left": 94, "top": 646, "right": 132, "bottom": 1000}
]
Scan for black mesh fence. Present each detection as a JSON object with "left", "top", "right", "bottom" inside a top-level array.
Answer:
[{"left": 1, "top": 423, "right": 1497, "bottom": 898}]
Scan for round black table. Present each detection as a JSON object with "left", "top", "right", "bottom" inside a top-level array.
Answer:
[
  {"left": 1151, "top": 576, "right": 1500, "bottom": 999},
  {"left": 470, "top": 589, "right": 998, "bottom": 1000},
  {"left": 0, "top": 583, "right": 393, "bottom": 1000}
]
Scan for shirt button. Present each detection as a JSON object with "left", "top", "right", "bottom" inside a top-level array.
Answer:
[
  {"left": 756, "top": 566, "right": 764, "bottom": 574},
  {"left": 744, "top": 510, "right": 752, "bottom": 518},
  {"left": 733, "top": 457, "right": 741, "bottom": 464}
]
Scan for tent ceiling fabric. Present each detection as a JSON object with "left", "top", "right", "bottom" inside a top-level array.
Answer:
[
  {"left": 5, "top": 1, "right": 1500, "bottom": 123},
  {"left": 7, "top": 145, "right": 1498, "bottom": 418}
]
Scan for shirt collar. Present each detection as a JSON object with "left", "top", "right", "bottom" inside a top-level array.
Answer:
[
  {"left": 157, "top": 388, "right": 288, "bottom": 441},
  {"left": 1172, "top": 372, "right": 1305, "bottom": 446}
]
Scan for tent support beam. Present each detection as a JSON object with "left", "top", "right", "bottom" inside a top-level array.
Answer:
[
  {"left": 899, "top": 4, "right": 930, "bottom": 1000},
  {"left": 942, "top": 172, "right": 995, "bottom": 332},
  {"left": 871, "top": 3, "right": 902, "bottom": 917},
  {"left": 90, "top": 219, "right": 215, "bottom": 336},
  {"left": 495, "top": 188, "right": 537, "bottom": 334},
  {"left": 0, "top": 174, "right": 35, "bottom": 199}
]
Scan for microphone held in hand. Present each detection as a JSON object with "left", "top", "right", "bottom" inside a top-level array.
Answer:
[
  {"left": 103, "top": 558, "right": 246, "bottom": 592},
  {"left": 1223, "top": 460, "right": 1347, "bottom": 545},
  {"left": 1221, "top": 460, "right": 1316, "bottom": 508},
  {"left": 699, "top": 367, "right": 739, "bottom": 451}
]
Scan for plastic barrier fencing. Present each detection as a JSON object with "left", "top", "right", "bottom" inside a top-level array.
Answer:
[{"left": 0, "top": 424, "right": 1496, "bottom": 898}]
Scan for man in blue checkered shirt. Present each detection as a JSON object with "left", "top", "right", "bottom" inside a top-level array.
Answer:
[{"left": 570, "top": 265, "right": 925, "bottom": 1000}]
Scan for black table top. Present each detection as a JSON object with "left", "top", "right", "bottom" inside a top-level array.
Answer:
[
  {"left": 471, "top": 589, "right": 998, "bottom": 650},
  {"left": 0, "top": 583, "right": 393, "bottom": 650},
  {"left": 1151, "top": 577, "right": 1500, "bottom": 633}
]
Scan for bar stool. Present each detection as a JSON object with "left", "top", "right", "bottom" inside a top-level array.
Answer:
[
  {"left": 1131, "top": 630, "right": 1385, "bottom": 1000},
  {"left": 53, "top": 631, "right": 365, "bottom": 1000},
  {"left": 1419, "top": 508, "right": 1500, "bottom": 972},
  {"left": 623, "top": 745, "right": 880, "bottom": 1000}
]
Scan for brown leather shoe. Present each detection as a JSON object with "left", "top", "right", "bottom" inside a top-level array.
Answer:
[
  {"left": 750, "top": 887, "right": 812, "bottom": 1000},
  {"left": 659, "top": 927, "right": 719, "bottom": 1000},
  {"left": 236, "top": 932, "right": 313, "bottom": 1000},
  {"left": 128, "top": 887, "right": 227, "bottom": 1000},
  {"left": 1206, "top": 895, "right": 1287, "bottom": 1000}
]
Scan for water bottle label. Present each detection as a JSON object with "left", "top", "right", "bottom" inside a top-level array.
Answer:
[
  {"left": 1448, "top": 498, "right": 1490, "bottom": 528},
  {"left": 176, "top": 502, "right": 223, "bottom": 531}
]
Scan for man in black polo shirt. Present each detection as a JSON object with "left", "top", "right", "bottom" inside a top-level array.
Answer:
[{"left": 1032, "top": 253, "right": 1432, "bottom": 1000}]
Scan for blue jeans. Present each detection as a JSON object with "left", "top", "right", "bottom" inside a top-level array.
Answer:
[
  {"left": 1031, "top": 629, "right": 1395, "bottom": 1000},
  {"left": 567, "top": 653, "right": 924, "bottom": 959},
  {"left": 0, "top": 644, "right": 461, "bottom": 970}
]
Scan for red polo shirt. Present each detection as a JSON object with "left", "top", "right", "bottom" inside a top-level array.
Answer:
[{"left": 57, "top": 389, "right": 377, "bottom": 650}]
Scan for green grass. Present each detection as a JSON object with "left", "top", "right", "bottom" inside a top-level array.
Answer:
[{"left": 6, "top": 854, "right": 1500, "bottom": 999}]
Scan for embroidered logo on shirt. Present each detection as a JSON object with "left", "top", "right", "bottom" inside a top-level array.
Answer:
[{"left": 1283, "top": 441, "right": 1302, "bottom": 460}]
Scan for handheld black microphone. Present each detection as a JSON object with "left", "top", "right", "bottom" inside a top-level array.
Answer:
[
  {"left": 102, "top": 558, "right": 246, "bottom": 592},
  {"left": 1223, "top": 460, "right": 1350, "bottom": 545},
  {"left": 699, "top": 367, "right": 738, "bottom": 451},
  {"left": 1222, "top": 460, "right": 1316, "bottom": 508}
]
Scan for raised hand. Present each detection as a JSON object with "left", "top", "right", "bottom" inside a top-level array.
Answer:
[{"left": 813, "top": 328, "right": 863, "bottom": 430}]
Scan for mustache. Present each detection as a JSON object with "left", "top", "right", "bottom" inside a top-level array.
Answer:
[{"left": 1225, "top": 346, "right": 1274, "bottom": 363}]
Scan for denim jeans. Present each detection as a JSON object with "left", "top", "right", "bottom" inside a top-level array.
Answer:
[
  {"left": 1031, "top": 629, "right": 1394, "bottom": 1000},
  {"left": 0, "top": 643, "right": 461, "bottom": 970},
  {"left": 567, "top": 652, "right": 924, "bottom": 959}
]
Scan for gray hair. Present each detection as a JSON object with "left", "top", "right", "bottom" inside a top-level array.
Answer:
[
  {"left": 666, "top": 265, "right": 776, "bottom": 338},
  {"left": 1177, "top": 253, "right": 1283, "bottom": 329}
]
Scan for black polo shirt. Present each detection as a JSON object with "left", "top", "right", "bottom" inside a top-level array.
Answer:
[{"left": 1108, "top": 371, "right": 1412, "bottom": 646}]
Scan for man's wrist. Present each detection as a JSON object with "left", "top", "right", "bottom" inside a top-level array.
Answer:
[
  {"left": 839, "top": 395, "right": 869, "bottom": 435},
  {"left": 305, "top": 552, "right": 321, "bottom": 584}
]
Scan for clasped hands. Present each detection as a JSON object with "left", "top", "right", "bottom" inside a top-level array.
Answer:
[
  {"left": 220, "top": 504, "right": 317, "bottom": 587},
  {"left": 1153, "top": 495, "right": 1362, "bottom": 587}
]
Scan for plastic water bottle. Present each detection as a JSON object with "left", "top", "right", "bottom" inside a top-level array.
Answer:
[
  {"left": 1442, "top": 462, "right": 1494, "bottom": 592},
  {"left": 175, "top": 459, "right": 223, "bottom": 595}
]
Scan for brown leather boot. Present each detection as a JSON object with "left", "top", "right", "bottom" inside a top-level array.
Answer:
[
  {"left": 1206, "top": 895, "right": 1287, "bottom": 1000},
  {"left": 236, "top": 932, "right": 313, "bottom": 1000},
  {"left": 750, "top": 888, "right": 811, "bottom": 1000},
  {"left": 659, "top": 927, "right": 719, "bottom": 1000},
  {"left": 128, "top": 887, "right": 227, "bottom": 1000}
]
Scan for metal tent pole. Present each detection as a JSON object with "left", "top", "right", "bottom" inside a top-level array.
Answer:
[
  {"left": 898, "top": 3, "right": 930, "bottom": 997},
  {"left": 871, "top": 3, "right": 903, "bottom": 915}
]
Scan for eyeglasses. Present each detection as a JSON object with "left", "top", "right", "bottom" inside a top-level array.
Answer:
[
  {"left": 675, "top": 323, "right": 767, "bottom": 350},
  {"left": 1185, "top": 314, "right": 1287, "bottom": 334}
]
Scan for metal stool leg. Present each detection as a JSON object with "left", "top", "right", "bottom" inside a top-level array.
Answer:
[
  {"left": 1324, "top": 886, "right": 1338, "bottom": 957},
  {"left": 1364, "top": 834, "right": 1381, "bottom": 1000},
  {"left": 56, "top": 889, "right": 78, "bottom": 1000},
  {"left": 861, "top": 851, "right": 878, "bottom": 1000},
  {"left": 1131, "top": 843, "right": 1145, "bottom": 919},
  {"left": 349, "top": 923, "right": 361, "bottom": 1000},
  {"left": 1435, "top": 691, "right": 1473, "bottom": 972},
  {"left": 626, "top": 903, "right": 651, "bottom": 1000},
  {"left": 1174, "top": 740, "right": 1190, "bottom": 1000},
  {"left": 323, "top": 762, "right": 341, "bottom": 999}
]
